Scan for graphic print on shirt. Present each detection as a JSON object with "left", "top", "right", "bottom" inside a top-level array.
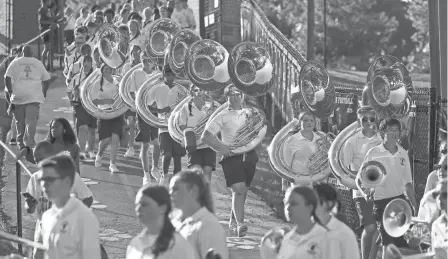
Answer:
[{"left": 24, "top": 66, "right": 31, "bottom": 78}]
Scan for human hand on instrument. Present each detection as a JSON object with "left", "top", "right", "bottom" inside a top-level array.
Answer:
[
  {"left": 160, "top": 106, "right": 171, "bottom": 114},
  {"left": 220, "top": 145, "right": 233, "bottom": 157},
  {"left": 364, "top": 189, "right": 375, "bottom": 202}
]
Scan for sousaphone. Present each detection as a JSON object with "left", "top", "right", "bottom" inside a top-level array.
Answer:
[
  {"left": 135, "top": 72, "right": 189, "bottom": 128},
  {"left": 268, "top": 61, "right": 335, "bottom": 184},
  {"left": 144, "top": 18, "right": 181, "bottom": 66},
  {"left": 80, "top": 69, "right": 128, "bottom": 119},
  {"left": 97, "top": 23, "right": 129, "bottom": 69},
  {"left": 119, "top": 63, "right": 158, "bottom": 111}
]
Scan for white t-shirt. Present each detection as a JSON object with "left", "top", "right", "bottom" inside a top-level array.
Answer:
[
  {"left": 5, "top": 57, "right": 51, "bottom": 105},
  {"left": 204, "top": 108, "right": 250, "bottom": 145},
  {"left": 41, "top": 198, "right": 101, "bottom": 259},
  {"left": 146, "top": 84, "right": 186, "bottom": 132},
  {"left": 418, "top": 189, "right": 441, "bottom": 224},
  {"left": 431, "top": 215, "right": 448, "bottom": 259},
  {"left": 90, "top": 77, "right": 120, "bottom": 110},
  {"left": 177, "top": 207, "right": 229, "bottom": 259},
  {"left": 342, "top": 131, "right": 382, "bottom": 198},
  {"left": 277, "top": 224, "right": 334, "bottom": 259},
  {"left": 130, "top": 69, "right": 153, "bottom": 93},
  {"left": 424, "top": 170, "right": 442, "bottom": 194},
  {"left": 126, "top": 231, "right": 196, "bottom": 259},
  {"left": 326, "top": 217, "right": 360, "bottom": 259},
  {"left": 26, "top": 170, "right": 93, "bottom": 220},
  {"left": 357, "top": 144, "right": 412, "bottom": 200},
  {"left": 64, "top": 52, "right": 82, "bottom": 79}
]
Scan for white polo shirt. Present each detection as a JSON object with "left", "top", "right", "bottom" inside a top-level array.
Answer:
[
  {"left": 282, "top": 130, "right": 324, "bottom": 173},
  {"left": 41, "top": 198, "right": 101, "bottom": 259},
  {"left": 431, "top": 215, "right": 448, "bottom": 259},
  {"left": 277, "top": 224, "right": 334, "bottom": 259},
  {"left": 130, "top": 68, "right": 154, "bottom": 93},
  {"left": 418, "top": 189, "right": 441, "bottom": 224},
  {"left": 126, "top": 231, "right": 196, "bottom": 259},
  {"left": 178, "top": 101, "right": 212, "bottom": 150},
  {"left": 204, "top": 108, "right": 251, "bottom": 145},
  {"left": 146, "top": 84, "right": 186, "bottom": 133},
  {"left": 358, "top": 144, "right": 412, "bottom": 200},
  {"left": 5, "top": 57, "right": 51, "bottom": 105},
  {"left": 177, "top": 207, "right": 229, "bottom": 259},
  {"left": 326, "top": 216, "right": 360, "bottom": 259},
  {"left": 64, "top": 51, "right": 81, "bottom": 79},
  {"left": 90, "top": 78, "right": 120, "bottom": 110},
  {"left": 342, "top": 131, "right": 382, "bottom": 198}
]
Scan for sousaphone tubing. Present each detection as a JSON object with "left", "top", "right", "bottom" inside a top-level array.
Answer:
[
  {"left": 80, "top": 69, "right": 128, "bottom": 119},
  {"left": 165, "top": 29, "right": 202, "bottom": 79},
  {"left": 135, "top": 72, "right": 189, "bottom": 128},
  {"left": 144, "top": 18, "right": 181, "bottom": 66},
  {"left": 97, "top": 23, "right": 129, "bottom": 69}
]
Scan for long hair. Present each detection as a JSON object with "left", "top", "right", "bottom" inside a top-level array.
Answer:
[
  {"left": 99, "top": 63, "right": 111, "bottom": 92},
  {"left": 140, "top": 185, "right": 176, "bottom": 257},
  {"left": 46, "top": 117, "right": 77, "bottom": 145},
  {"left": 288, "top": 185, "right": 328, "bottom": 230},
  {"left": 290, "top": 111, "right": 316, "bottom": 134},
  {"left": 175, "top": 169, "right": 215, "bottom": 213},
  {"left": 187, "top": 84, "right": 197, "bottom": 116}
]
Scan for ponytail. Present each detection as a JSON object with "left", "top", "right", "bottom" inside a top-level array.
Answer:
[
  {"left": 188, "top": 100, "right": 193, "bottom": 116},
  {"left": 152, "top": 214, "right": 175, "bottom": 257}
]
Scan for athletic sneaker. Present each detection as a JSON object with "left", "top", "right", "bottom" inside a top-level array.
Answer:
[
  {"left": 151, "top": 167, "right": 162, "bottom": 182},
  {"left": 9, "top": 139, "right": 17, "bottom": 145},
  {"left": 95, "top": 154, "right": 102, "bottom": 168},
  {"left": 237, "top": 224, "right": 248, "bottom": 237},
  {"left": 124, "top": 147, "right": 135, "bottom": 157},
  {"left": 142, "top": 172, "right": 151, "bottom": 185},
  {"left": 109, "top": 164, "right": 119, "bottom": 173}
]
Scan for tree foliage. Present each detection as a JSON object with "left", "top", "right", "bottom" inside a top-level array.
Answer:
[{"left": 257, "top": 0, "right": 428, "bottom": 72}]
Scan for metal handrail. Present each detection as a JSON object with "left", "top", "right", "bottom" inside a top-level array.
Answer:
[
  {"left": 0, "top": 140, "right": 32, "bottom": 254},
  {"left": 0, "top": 28, "right": 51, "bottom": 69}
]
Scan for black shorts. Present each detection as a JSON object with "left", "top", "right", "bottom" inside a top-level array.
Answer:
[
  {"left": 373, "top": 195, "right": 409, "bottom": 246},
  {"left": 354, "top": 198, "right": 376, "bottom": 228},
  {"left": 135, "top": 114, "right": 158, "bottom": 143},
  {"left": 98, "top": 116, "right": 125, "bottom": 141},
  {"left": 219, "top": 149, "right": 258, "bottom": 187},
  {"left": 74, "top": 104, "right": 97, "bottom": 130},
  {"left": 159, "top": 131, "right": 186, "bottom": 157},
  {"left": 187, "top": 148, "right": 216, "bottom": 171}
]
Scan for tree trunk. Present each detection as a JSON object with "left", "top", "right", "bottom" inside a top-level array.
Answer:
[{"left": 307, "top": 0, "right": 315, "bottom": 61}]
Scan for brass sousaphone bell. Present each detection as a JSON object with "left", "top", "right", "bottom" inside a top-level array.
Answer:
[
  {"left": 357, "top": 160, "right": 387, "bottom": 189},
  {"left": 97, "top": 23, "right": 129, "bottom": 69},
  {"left": 166, "top": 29, "right": 202, "bottom": 79},
  {"left": 145, "top": 18, "right": 181, "bottom": 66},
  {"left": 268, "top": 61, "right": 335, "bottom": 184}
]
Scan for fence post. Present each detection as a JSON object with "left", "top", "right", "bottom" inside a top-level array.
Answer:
[{"left": 15, "top": 162, "right": 22, "bottom": 254}]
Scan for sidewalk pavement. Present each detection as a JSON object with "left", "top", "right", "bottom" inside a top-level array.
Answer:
[{"left": 0, "top": 72, "right": 290, "bottom": 258}]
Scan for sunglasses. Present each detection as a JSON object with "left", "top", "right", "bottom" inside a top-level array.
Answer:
[{"left": 361, "top": 117, "right": 375, "bottom": 123}]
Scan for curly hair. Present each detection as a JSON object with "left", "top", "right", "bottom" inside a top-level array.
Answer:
[{"left": 45, "top": 117, "right": 77, "bottom": 145}]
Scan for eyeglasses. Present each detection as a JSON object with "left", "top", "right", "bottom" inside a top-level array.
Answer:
[{"left": 361, "top": 117, "right": 375, "bottom": 123}]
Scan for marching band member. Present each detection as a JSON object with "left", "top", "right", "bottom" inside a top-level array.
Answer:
[
  {"left": 131, "top": 51, "right": 162, "bottom": 184},
  {"left": 21, "top": 141, "right": 93, "bottom": 259},
  {"left": 277, "top": 185, "right": 333, "bottom": 259},
  {"left": 283, "top": 111, "right": 326, "bottom": 186},
  {"left": 201, "top": 85, "right": 259, "bottom": 237},
  {"left": 93, "top": 47, "right": 103, "bottom": 69},
  {"left": 93, "top": 15, "right": 104, "bottom": 28},
  {"left": 67, "top": 56, "right": 97, "bottom": 160},
  {"left": 38, "top": 154, "right": 100, "bottom": 259},
  {"left": 66, "top": 44, "right": 92, "bottom": 85},
  {"left": 147, "top": 66, "right": 186, "bottom": 181},
  {"left": 178, "top": 85, "right": 216, "bottom": 183},
  {"left": 127, "top": 185, "right": 196, "bottom": 259},
  {"left": 86, "top": 22, "right": 100, "bottom": 50},
  {"left": 424, "top": 141, "right": 447, "bottom": 193},
  {"left": 63, "top": 27, "right": 87, "bottom": 83},
  {"left": 142, "top": 6, "right": 154, "bottom": 28},
  {"left": 74, "top": 7, "right": 89, "bottom": 28},
  {"left": 170, "top": 170, "right": 229, "bottom": 259},
  {"left": 430, "top": 179, "right": 448, "bottom": 259},
  {"left": 128, "top": 19, "right": 145, "bottom": 56},
  {"left": 92, "top": 64, "right": 124, "bottom": 173},
  {"left": 114, "top": 6, "right": 131, "bottom": 26},
  {"left": 356, "top": 117, "right": 418, "bottom": 259},
  {"left": 313, "top": 182, "right": 360, "bottom": 259},
  {"left": 342, "top": 106, "right": 382, "bottom": 259},
  {"left": 123, "top": 45, "right": 142, "bottom": 157}
]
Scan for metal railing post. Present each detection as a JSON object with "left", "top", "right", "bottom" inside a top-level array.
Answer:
[
  {"left": 49, "top": 28, "right": 53, "bottom": 71},
  {"left": 15, "top": 162, "right": 22, "bottom": 254}
]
